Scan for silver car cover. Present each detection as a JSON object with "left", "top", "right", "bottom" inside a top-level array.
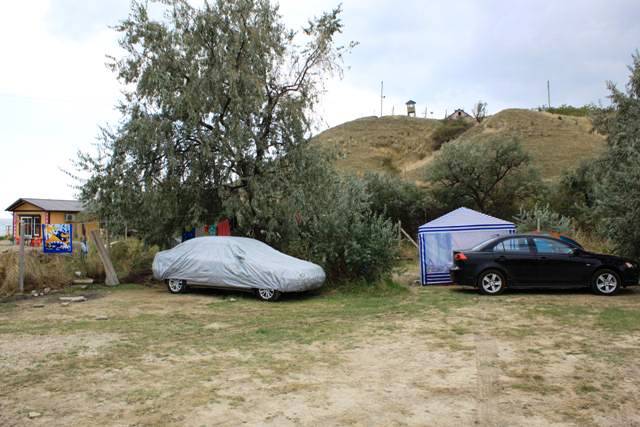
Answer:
[{"left": 152, "top": 236, "right": 326, "bottom": 292}]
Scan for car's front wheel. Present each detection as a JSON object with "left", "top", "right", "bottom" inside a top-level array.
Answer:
[
  {"left": 167, "top": 279, "right": 187, "bottom": 294},
  {"left": 255, "top": 288, "right": 281, "bottom": 302},
  {"left": 478, "top": 270, "right": 506, "bottom": 295},
  {"left": 592, "top": 269, "right": 620, "bottom": 296}
]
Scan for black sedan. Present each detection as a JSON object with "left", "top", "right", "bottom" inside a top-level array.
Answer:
[{"left": 450, "top": 234, "right": 640, "bottom": 295}]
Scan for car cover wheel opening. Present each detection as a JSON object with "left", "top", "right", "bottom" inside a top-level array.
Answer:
[
  {"left": 594, "top": 271, "right": 619, "bottom": 295},
  {"left": 480, "top": 271, "right": 504, "bottom": 295},
  {"left": 167, "top": 279, "right": 185, "bottom": 294}
]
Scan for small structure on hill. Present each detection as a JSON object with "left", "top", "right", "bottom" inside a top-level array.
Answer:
[
  {"left": 446, "top": 108, "right": 473, "bottom": 121},
  {"left": 405, "top": 100, "right": 416, "bottom": 117}
]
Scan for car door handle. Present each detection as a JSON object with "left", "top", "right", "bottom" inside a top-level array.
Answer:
[
  {"left": 496, "top": 256, "right": 506, "bottom": 262},
  {"left": 539, "top": 256, "right": 548, "bottom": 261}
]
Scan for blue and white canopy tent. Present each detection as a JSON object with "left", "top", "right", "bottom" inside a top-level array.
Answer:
[{"left": 419, "top": 207, "right": 516, "bottom": 285}]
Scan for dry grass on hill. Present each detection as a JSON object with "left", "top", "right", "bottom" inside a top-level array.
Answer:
[
  {"left": 313, "top": 109, "right": 606, "bottom": 183},
  {"left": 312, "top": 115, "right": 441, "bottom": 177},
  {"left": 458, "top": 109, "right": 607, "bottom": 181}
]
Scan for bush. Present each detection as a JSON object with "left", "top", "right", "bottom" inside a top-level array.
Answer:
[
  {"left": 360, "top": 172, "right": 431, "bottom": 235},
  {"left": 109, "top": 239, "right": 159, "bottom": 280},
  {"left": 425, "top": 136, "right": 542, "bottom": 218},
  {"left": 543, "top": 104, "right": 600, "bottom": 117},
  {"left": 431, "top": 119, "right": 474, "bottom": 150},
  {"left": 68, "top": 238, "right": 158, "bottom": 282},
  {"left": 229, "top": 145, "right": 400, "bottom": 282},
  {"left": 513, "top": 204, "right": 573, "bottom": 234}
]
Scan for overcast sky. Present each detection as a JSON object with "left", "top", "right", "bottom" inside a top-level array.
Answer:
[{"left": 1, "top": 0, "right": 639, "bottom": 219}]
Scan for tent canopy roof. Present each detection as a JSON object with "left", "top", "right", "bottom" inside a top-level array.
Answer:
[{"left": 419, "top": 207, "right": 514, "bottom": 231}]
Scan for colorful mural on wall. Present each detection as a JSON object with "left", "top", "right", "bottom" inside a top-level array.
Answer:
[{"left": 43, "top": 224, "right": 73, "bottom": 254}]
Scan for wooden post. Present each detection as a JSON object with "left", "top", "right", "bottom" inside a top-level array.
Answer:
[
  {"left": 400, "top": 227, "right": 419, "bottom": 249},
  {"left": 90, "top": 230, "right": 119, "bottom": 286},
  {"left": 18, "top": 221, "right": 25, "bottom": 293}
]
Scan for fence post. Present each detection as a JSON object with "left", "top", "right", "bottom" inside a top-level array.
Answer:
[{"left": 18, "top": 221, "right": 25, "bottom": 294}]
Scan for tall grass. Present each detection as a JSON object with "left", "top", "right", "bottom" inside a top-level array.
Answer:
[
  {"left": 0, "top": 251, "right": 73, "bottom": 296},
  {"left": 0, "top": 238, "right": 159, "bottom": 296}
]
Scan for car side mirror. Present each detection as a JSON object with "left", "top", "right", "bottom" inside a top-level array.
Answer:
[{"left": 570, "top": 248, "right": 582, "bottom": 256}]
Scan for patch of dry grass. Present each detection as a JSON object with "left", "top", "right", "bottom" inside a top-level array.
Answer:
[
  {"left": 457, "top": 109, "right": 606, "bottom": 180},
  {"left": 0, "top": 251, "right": 72, "bottom": 295},
  {"left": 312, "top": 115, "right": 441, "bottom": 180}
]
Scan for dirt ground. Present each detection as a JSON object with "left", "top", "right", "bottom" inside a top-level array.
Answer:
[{"left": 1, "top": 283, "right": 640, "bottom": 426}]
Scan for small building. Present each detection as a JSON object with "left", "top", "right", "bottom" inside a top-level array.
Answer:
[
  {"left": 446, "top": 108, "right": 473, "bottom": 121},
  {"left": 5, "top": 198, "right": 99, "bottom": 246},
  {"left": 405, "top": 100, "right": 416, "bottom": 117}
]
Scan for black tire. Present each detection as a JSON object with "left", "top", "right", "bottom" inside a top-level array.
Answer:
[
  {"left": 255, "top": 288, "right": 281, "bottom": 302},
  {"left": 167, "top": 279, "right": 187, "bottom": 294},
  {"left": 591, "top": 269, "right": 620, "bottom": 296},
  {"left": 478, "top": 269, "right": 506, "bottom": 295}
]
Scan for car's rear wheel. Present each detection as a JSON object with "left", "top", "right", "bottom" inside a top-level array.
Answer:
[
  {"left": 167, "top": 279, "right": 187, "bottom": 294},
  {"left": 592, "top": 269, "right": 620, "bottom": 296},
  {"left": 255, "top": 288, "right": 281, "bottom": 302},
  {"left": 478, "top": 270, "right": 506, "bottom": 295}
]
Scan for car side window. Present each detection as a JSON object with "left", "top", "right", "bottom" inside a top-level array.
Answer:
[
  {"left": 492, "top": 238, "right": 530, "bottom": 253},
  {"left": 532, "top": 238, "right": 573, "bottom": 254}
]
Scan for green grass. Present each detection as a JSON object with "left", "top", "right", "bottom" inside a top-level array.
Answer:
[{"left": 596, "top": 307, "right": 640, "bottom": 332}]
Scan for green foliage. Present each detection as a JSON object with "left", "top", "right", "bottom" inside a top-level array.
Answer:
[
  {"left": 360, "top": 172, "right": 431, "bottom": 234},
  {"left": 431, "top": 119, "right": 473, "bottom": 150},
  {"left": 544, "top": 104, "right": 602, "bottom": 117},
  {"left": 590, "top": 52, "right": 640, "bottom": 258},
  {"left": 109, "top": 239, "right": 159, "bottom": 280},
  {"left": 425, "top": 136, "right": 542, "bottom": 218},
  {"left": 514, "top": 203, "right": 573, "bottom": 234},
  {"left": 77, "top": 0, "right": 350, "bottom": 247},
  {"left": 230, "top": 145, "right": 399, "bottom": 282},
  {"left": 549, "top": 161, "right": 601, "bottom": 229}
]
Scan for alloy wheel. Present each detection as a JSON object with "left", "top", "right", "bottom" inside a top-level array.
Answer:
[
  {"left": 481, "top": 273, "right": 503, "bottom": 294},
  {"left": 595, "top": 273, "right": 618, "bottom": 294},
  {"left": 168, "top": 279, "right": 184, "bottom": 293},
  {"left": 258, "top": 289, "right": 275, "bottom": 300}
]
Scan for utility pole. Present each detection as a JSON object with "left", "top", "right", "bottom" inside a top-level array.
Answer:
[
  {"left": 547, "top": 80, "right": 551, "bottom": 109},
  {"left": 380, "top": 80, "right": 385, "bottom": 117},
  {"left": 18, "top": 221, "right": 25, "bottom": 294}
]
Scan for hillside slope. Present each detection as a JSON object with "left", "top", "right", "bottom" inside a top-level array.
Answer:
[
  {"left": 313, "top": 109, "right": 606, "bottom": 182},
  {"left": 312, "top": 115, "right": 442, "bottom": 176},
  {"left": 455, "top": 109, "right": 606, "bottom": 180}
]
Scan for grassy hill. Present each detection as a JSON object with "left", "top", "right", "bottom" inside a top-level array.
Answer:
[
  {"left": 312, "top": 115, "right": 442, "bottom": 177},
  {"left": 313, "top": 109, "right": 606, "bottom": 182}
]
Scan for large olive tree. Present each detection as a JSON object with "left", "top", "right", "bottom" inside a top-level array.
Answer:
[
  {"left": 78, "top": 0, "right": 351, "bottom": 245},
  {"left": 424, "top": 137, "right": 541, "bottom": 217}
]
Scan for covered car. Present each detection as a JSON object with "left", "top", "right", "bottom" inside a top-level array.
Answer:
[{"left": 152, "top": 236, "right": 326, "bottom": 301}]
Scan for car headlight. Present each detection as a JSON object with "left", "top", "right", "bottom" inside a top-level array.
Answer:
[{"left": 624, "top": 262, "right": 636, "bottom": 269}]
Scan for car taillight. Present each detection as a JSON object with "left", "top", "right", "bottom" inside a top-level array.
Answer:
[{"left": 454, "top": 252, "right": 468, "bottom": 261}]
